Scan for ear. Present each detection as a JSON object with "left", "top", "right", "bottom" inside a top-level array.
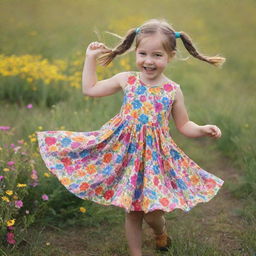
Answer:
[{"left": 168, "top": 50, "right": 176, "bottom": 62}]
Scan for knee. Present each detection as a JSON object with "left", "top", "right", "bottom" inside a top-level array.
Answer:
[{"left": 143, "top": 210, "right": 165, "bottom": 224}]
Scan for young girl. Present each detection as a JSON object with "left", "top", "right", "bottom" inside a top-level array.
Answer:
[{"left": 37, "top": 18, "right": 225, "bottom": 256}]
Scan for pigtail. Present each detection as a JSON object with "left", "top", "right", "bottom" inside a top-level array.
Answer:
[
  {"left": 179, "top": 31, "right": 226, "bottom": 67},
  {"left": 97, "top": 28, "right": 137, "bottom": 66}
]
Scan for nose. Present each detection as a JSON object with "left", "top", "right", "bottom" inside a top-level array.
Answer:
[{"left": 144, "top": 56, "right": 153, "bottom": 64}]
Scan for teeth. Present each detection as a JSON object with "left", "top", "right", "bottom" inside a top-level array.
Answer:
[{"left": 144, "top": 67, "right": 155, "bottom": 71}]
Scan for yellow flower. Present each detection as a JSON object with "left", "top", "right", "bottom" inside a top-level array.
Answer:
[
  {"left": 5, "top": 190, "right": 13, "bottom": 196},
  {"left": 30, "top": 137, "right": 37, "bottom": 143},
  {"left": 0, "top": 147, "right": 2, "bottom": 151},
  {"left": 17, "top": 183, "right": 27, "bottom": 188},
  {"left": 6, "top": 219, "right": 15, "bottom": 227},
  {"left": 79, "top": 207, "right": 86, "bottom": 213},
  {"left": 27, "top": 77, "right": 33, "bottom": 83},
  {"left": 3, "top": 168, "right": 10, "bottom": 172},
  {"left": 1, "top": 196, "right": 10, "bottom": 202},
  {"left": 38, "top": 126, "right": 43, "bottom": 130},
  {"left": 13, "top": 195, "right": 18, "bottom": 200},
  {"left": 44, "top": 172, "right": 50, "bottom": 178}
]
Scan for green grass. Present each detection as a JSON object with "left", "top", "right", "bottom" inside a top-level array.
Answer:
[{"left": 0, "top": 0, "right": 255, "bottom": 255}]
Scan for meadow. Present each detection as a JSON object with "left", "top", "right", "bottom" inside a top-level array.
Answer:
[{"left": 0, "top": 0, "right": 255, "bottom": 255}]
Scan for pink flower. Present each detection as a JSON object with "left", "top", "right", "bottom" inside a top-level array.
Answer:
[
  {"left": 154, "top": 176, "right": 159, "bottom": 186},
  {"left": 42, "top": 194, "right": 49, "bottom": 201},
  {"left": 71, "top": 142, "right": 81, "bottom": 149},
  {"left": 31, "top": 170, "right": 38, "bottom": 180},
  {"left": 45, "top": 137, "right": 56, "bottom": 146},
  {"left": 140, "top": 95, "right": 146, "bottom": 102},
  {"left": 6, "top": 232, "right": 16, "bottom": 244},
  {"left": 131, "top": 174, "right": 138, "bottom": 186},
  {"left": 7, "top": 161, "right": 15, "bottom": 166},
  {"left": 105, "top": 176, "right": 115, "bottom": 186},
  {"left": 0, "top": 176, "right": 4, "bottom": 181},
  {"left": 26, "top": 104, "right": 33, "bottom": 109},
  {"left": 155, "top": 102, "right": 163, "bottom": 112},
  {"left": 15, "top": 200, "right": 23, "bottom": 208},
  {"left": 163, "top": 83, "right": 174, "bottom": 92},
  {"left": 10, "top": 144, "right": 15, "bottom": 148},
  {"left": 0, "top": 126, "right": 11, "bottom": 131},
  {"left": 13, "top": 146, "right": 21, "bottom": 153}
]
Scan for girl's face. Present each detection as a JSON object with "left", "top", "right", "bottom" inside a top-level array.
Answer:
[{"left": 135, "top": 34, "right": 172, "bottom": 82}]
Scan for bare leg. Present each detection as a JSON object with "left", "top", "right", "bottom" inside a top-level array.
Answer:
[
  {"left": 143, "top": 210, "right": 166, "bottom": 235},
  {"left": 125, "top": 211, "right": 144, "bottom": 256}
]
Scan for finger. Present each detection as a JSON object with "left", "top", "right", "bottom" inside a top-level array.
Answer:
[{"left": 211, "top": 129, "right": 216, "bottom": 135}]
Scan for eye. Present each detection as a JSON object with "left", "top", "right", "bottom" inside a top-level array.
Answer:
[
  {"left": 155, "top": 54, "right": 162, "bottom": 57},
  {"left": 139, "top": 52, "right": 146, "bottom": 55}
]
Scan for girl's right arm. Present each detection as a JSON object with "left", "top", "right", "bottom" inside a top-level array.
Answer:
[{"left": 82, "top": 42, "right": 125, "bottom": 97}]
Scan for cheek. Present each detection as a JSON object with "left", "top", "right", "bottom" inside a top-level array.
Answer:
[
  {"left": 136, "top": 57, "right": 143, "bottom": 65},
  {"left": 157, "top": 60, "right": 169, "bottom": 68},
  {"left": 157, "top": 62, "right": 166, "bottom": 68}
]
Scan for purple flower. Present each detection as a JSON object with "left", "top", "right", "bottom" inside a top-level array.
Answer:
[
  {"left": 7, "top": 161, "right": 15, "bottom": 166},
  {"left": 6, "top": 232, "right": 16, "bottom": 244},
  {"left": 30, "top": 181, "right": 38, "bottom": 187},
  {"left": 15, "top": 200, "right": 23, "bottom": 208},
  {"left": 0, "top": 176, "right": 4, "bottom": 181},
  {"left": 0, "top": 126, "right": 11, "bottom": 131},
  {"left": 42, "top": 194, "right": 49, "bottom": 201},
  {"left": 26, "top": 104, "right": 33, "bottom": 109}
]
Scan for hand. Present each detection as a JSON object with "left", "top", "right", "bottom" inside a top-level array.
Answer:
[
  {"left": 85, "top": 41, "right": 111, "bottom": 59},
  {"left": 200, "top": 124, "right": 222, "bottom": 139}
]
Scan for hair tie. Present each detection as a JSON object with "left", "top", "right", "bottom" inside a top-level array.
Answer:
[
  {"left": 135, "top": 27, "right": 141, "bottom": 34},
  {"left": 175, "top": 32, "right": 181, "bottom": 38}
]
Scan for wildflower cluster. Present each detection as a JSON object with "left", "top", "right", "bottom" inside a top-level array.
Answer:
[
  {"left": 0, "top": 52, "right": 134, "bottom": 106},
  {"left": 0, "top": 127, "right": 51, "bottom": 246},
  {"left": 0, "top": 54, "right": 67, "bottom": 85}
]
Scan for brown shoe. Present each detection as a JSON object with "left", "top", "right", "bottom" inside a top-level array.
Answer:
[{"left": 155, "top": 232, "right": 172, "bottom": 251}]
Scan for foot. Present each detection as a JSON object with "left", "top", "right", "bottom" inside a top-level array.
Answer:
[
  {"left": 154, "top": 219, "right": 172, "bottom": 251},
  {"left": 155, "top": 232, "right": 172, "bottom": 251}
]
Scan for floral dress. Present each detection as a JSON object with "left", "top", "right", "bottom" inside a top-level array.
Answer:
[{"left": 37, "top": 71, "right": 224, "bottom": 214}]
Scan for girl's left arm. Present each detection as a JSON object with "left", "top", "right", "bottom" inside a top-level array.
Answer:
[{"left": 171, "top": 86, "right": 222, "bottom": 139}]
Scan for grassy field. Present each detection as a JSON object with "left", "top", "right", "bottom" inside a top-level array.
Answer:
[{"left": 0, "top": 0, "right": 255, "bottom": 255}]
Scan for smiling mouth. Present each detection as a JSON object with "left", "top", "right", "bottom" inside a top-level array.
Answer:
[{"left": 144, "top": 66, "right": 156, "bottom": 71}]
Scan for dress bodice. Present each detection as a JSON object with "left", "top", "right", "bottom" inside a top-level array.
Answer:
[{"left": 120, "top": 72, "right": 180, "bottom": 132}]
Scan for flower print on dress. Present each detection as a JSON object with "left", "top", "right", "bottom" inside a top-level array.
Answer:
[{"left": 37, "top": 71, "right": 224, "bottom": 214}]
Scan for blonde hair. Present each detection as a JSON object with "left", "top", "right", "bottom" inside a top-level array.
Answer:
[{"left": 97, "top": 18, "right": 226, "bottom": 67}]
